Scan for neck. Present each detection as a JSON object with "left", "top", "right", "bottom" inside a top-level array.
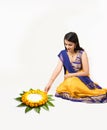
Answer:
[
  {"left": 68, "top": 51, "right": 75, "bottom": 55},
  {"left": 67, "top": 51, "right": 77, "bottom": 58}
]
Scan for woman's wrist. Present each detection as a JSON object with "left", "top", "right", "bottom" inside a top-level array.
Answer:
[
  {"left": 70, "top": 73, "right": 77, "bottom": 77},
  {"left": 70, "top": 73, "right": 74, "bottom": 77}
]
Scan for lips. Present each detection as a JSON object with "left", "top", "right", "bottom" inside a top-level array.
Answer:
[{"left": 67, "top": 49, "right": 71, "bottom": 51}]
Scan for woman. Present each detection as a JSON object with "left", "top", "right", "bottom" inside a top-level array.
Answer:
[{"left": 44, "top": 32, "right": 107, "bottom": 103}]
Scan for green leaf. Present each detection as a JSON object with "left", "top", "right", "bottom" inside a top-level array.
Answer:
[
  {"left": 47, "top": 101, "right": 55, "bottom": 107},
  {"left": 25, "top": 106, "right": 33, "bottom": 113},
  {"left": 48, "top": 94, "right": 53, "bottom": 97},
  {"left": 20, "top": 91, "right": 25, "bottom": 96},
  {"left": 20, "top": 94, "right": 23, "bottom": 96},
  {"left": 34, "top": 107, "right": 41, "bottom": 114},
  {"left": 48, "top": 97, "right": 55, "bottom": 101},
  {"left": 42, "top": 104, "right": 49, "bottom": 111},
  {"left": 15, "top": 97, "right": 22, "bottom": 102},
  {"left": 29, "top": 88, "right": 33, "bottom": 91},
  {"left": 17, "top": 103, "right": 26, "bottom": 107}
]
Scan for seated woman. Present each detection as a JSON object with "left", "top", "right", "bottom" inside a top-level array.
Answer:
[{"left": 44, "top": 32, "right": 107, "bottom": 103}]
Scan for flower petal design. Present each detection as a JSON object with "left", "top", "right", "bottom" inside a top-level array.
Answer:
[{"left": 15, "top": 89, "right": 55, "bottom": 114}]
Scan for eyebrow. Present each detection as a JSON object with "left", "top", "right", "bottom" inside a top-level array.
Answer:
[{"left": 64, "top": 43, "right": 73, "bottom": 45}]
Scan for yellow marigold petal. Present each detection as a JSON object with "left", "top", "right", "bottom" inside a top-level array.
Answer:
[{"left": 21, "top": 89, "right": 49, "bottom": 107}]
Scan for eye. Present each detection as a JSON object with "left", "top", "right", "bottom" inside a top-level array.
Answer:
[
  {"left": 69, "top": 44, "right": 73, "bottom": 46},
  {"left": 65, "top": 44, "right": 72, "bottom": 46}
]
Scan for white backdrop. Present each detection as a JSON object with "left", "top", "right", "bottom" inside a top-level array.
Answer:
[{"left": 0, "top": 0, "right": 107, "bottom": 130}]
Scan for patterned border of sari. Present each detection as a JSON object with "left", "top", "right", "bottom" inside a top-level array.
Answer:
[{"left": 55, "top": 92, "right": 107, "bottom": 103}]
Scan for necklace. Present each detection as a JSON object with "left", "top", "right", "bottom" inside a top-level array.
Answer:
[
  {"left": 69, "top": 53, "right": 76, "bottom": 57},
  {"left": 71, "top": 54, "right": 74, "bottom": 57},
  {"left": 68, "top": 52, "right": 77, "bottom": 62}
]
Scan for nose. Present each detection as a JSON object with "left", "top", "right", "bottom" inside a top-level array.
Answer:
[{"left": 66, "top": 45, "right": 69, "bottom": 49}]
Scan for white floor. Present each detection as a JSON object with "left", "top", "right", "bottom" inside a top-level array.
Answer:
[{"left": 1, "top": 73, "right": 107, "bottom": 130}]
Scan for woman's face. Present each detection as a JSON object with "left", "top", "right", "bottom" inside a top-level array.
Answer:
[{"left": 64, "top": 40, "right": 76, "bottom": 52}]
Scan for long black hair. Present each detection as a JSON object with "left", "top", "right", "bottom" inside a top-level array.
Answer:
[{"left": 64, "top": 32, "right": 84, "bottom": 52}]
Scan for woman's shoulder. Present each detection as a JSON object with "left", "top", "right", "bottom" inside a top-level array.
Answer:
[
  {"left": 78, "top": 50, "right": 88, "bottom": 59},
  {"left": 78, "top": 50, "right": 84, "bottom": 54},
  {"left": 60, "top": 49, "right": 66, "bottom": 52},
  {"left": 80, "top": 50, "right": 88, "bottom": 59},
  {"left": 79, "top": 50, "right": 88, "bottom": 55},
  {"left": 58, "top": 49, "right": 66, "bottom": 54}
]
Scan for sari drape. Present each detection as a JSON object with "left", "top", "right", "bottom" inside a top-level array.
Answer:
[{"left": 58, "top": 50, "right": 101, "bottom": 89}]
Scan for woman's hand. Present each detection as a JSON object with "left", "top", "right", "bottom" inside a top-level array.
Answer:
[
  {"left": 44, "top": 85, "right": 51, "bottom": 93},
  {"left": 64, "top": 73, "right": 72, "bottom": 79}
]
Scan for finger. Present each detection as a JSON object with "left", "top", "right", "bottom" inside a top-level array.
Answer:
[
  {"left": 44, "top": 88, "right": 49, "bottom": 93},
  {"left": 44, "top": 88, "right": 47, "bottom": 92},
  {"left": 64, "top": 77, "right": 66, "bottom": 80}
]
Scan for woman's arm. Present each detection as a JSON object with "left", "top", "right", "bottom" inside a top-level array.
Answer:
[
  {"left": 44, "top": 59, "right": 63, "bottom": 92},
  {"left": 64, "top": 51, "right": 89, "bottom": 79}
]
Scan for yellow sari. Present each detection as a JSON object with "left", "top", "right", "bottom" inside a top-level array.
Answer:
[{"left": 55, "top": 50, "right": 107, "bottom": 103}]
